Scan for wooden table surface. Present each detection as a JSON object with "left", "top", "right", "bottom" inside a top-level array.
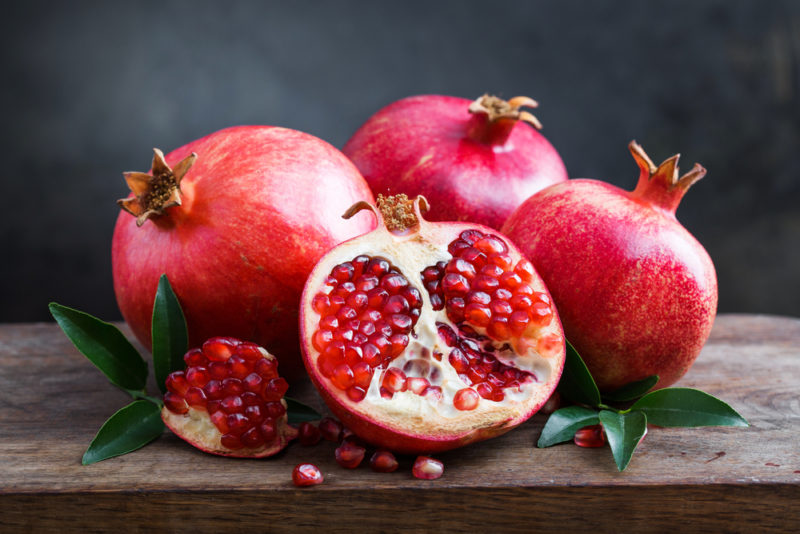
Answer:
[{"left": 0, "top": 314, "right": 798, "bottom": 532}]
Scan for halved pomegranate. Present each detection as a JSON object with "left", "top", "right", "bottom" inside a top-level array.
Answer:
[
  {"left": 299, "top": 195, "right": 566, "bottom": 453},
  {"left": 161, "top": 337, "right": 298, "bottom": 457}
]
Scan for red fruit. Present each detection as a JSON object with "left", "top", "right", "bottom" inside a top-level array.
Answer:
[
  {"left": 297, "top": 422, "right": 322, "bottom": 446},
  {"left": 300, "top": 194, "right": 566, "bottom": 454},
  {"left": 574, "top": 425, "right": 606, "bottom": 448},
  {"left": 369, "top": 450, "right": 399, "bottom": 473},
  {"left": 319, "top": 417, "right": 344, "bottom": 442},
  {"left": 334, "top": 441, "right": 366, "bottom": 469},
  {"left": 161, "top": 337, "right": 298, "bottom": 457},
  {"left": 412, "top": 456, "right": 444, "bottom": 480},
  {"left": 292, "top": 463, "right": 324, "bottom": 487},
  {"left": 343, "top": 94, "right": 567, "bottom": 230},
  {"left": 112, "top": 126, "right": 375, "bottom": 381},
  {"left": 504, "top": 142, "right": 717, "bottom": 391}
]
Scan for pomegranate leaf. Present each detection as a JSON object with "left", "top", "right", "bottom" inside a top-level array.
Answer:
[
  {"left": 285, "top": 397, "right": 322, "bottom": 424},
  {"left": 49, "top": 302, "right": 148, "bottom": 392},
  {"left": 557, "top": 340, "right": 601, "bottom": 407},
  {"left": 598, "top": 409, "right": 647, "bottom": 471},
  {"left": 601, "top": 375, "right": 659, "bottom": 403},
  {"left": 537, "top": 406, "right": 600, "bottom": 448},
  {"left": 630, "top": 388, "right": 749, "bottom": 428},
  {"left": 82, "top": 400, "right": 164, "bottom": 465},
  {"left": 151, "top": 274, "right": 188, "bottom": 393}
]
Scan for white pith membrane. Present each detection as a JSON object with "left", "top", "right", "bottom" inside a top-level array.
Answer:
[{"left": 301, "top": 197, "right": 565, "bottom": 440}]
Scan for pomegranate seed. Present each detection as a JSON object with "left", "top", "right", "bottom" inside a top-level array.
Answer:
[
  {"left": 298, "top": 422, "right": 322, "bottom": 446},
  {"left": 243, "top": 372, "right": 263, "bottom": 392},
  {"left": 222, "top": 377, "right": 244, "bottom": 396},
  {"left": 487, "top": 317, "right": 511, "bottom": 340},
  {"left": 292, "top": 463, "right": 324, "bottom": 487},
  {"left": 530, "top": 302, "right": 553, "bottom": 327},
  {"left": 490, "top": 300, "right": 512, "bottom": 317},
  {"left": 347, "top": 386, "right": 367, "bottom": 402},
  {"left": 259, "top": 419, "right": 277, "bottom": 441},
  {"left": 437, "top": 323, "right": 458, "bottom": 346},
  {"left": 475, "top": 382, "right": 498, "bottom": 400},
  {"left": 574, "top": 424, "right": 606, "bottom": 448},
  {"left": 352, "top": 361, "right": 373, "bottom": 388},
  {"left": 352, "top": 255, "right": 370, "bottom": 277},
  {"left": 453, "top": 388, "right": 479, "bottom": 411},
  {"left": 183, "top": 348, "right": 206, "bottom": 367},
  {"left": 389, "top": 314, "right": 412, "bottom": 331},
  {"left": 184, "top": 386, "right": 207, "bottom": 408},
  {"left": 510, "top": 294, "right": 533, "bottom": 310},
  {"left": 362, "top": 343, "right": 382, "bottom": 367},
  {"left": 367, "top": 257, "right": 390, "bottom": 276},
  {"left": 423, "top": 385, "right": 443, "bottom": 402},
  {"left": 165, "top": 371, "right": 189, "bottom": 395},
  {"left": 537, "top": 333, "right": 563, "bottom": 358},
  {"left": 164, "top": 392, "right": 188, "bottom": 414},
  {"left": 406, "top": 376, "right": 430, "bottom": 395},
  {"left": 459, "top": 247, "right": 487, "bottom": 268},
  {"left": 369, "top": 450, "right": 399, "bottom": 473},
  {"left": 446, "top": 297, "right": 466, "bottom": 322},
  {"left": 241, "top": 426, "right": 265, "bottom": 447},
  {"left": 220, "top": 433, "right": 244, "bottom": 450},
  {"left": 312, "top": 293, "right": 331, "bottom": 314},
  {"left": 318, "top": 345, "right": 344, "bottom": 378},
  {"left": 490, "top": 253, "right": 513, "bottom": 270},
  {"left": 254, "top": 357, "right": 278, "bottom": 379},
  {"left": 442, "top": 273, "right": 470, "bottom": 295},
  {"left": 226, "top": 413, "right": 250, "bottom": 435},
  {"left": 412, "top": 456, "right": 444, "bottom": 480},
  {"left": 337, "top": 306, "right": 358, "bottom": 322},
  {"left": 266, "top": 401, "right": 286, "bottom": 418},
  {"left": 380, "top": 386, "right": 393, "bottom": 399},
  {"left": 334, "top": 441, "right": 366, "bottom": 469},
  {"left": 244, "top": 404, "right": 265, "bottom": 424},
  {"left": 514, "top": 259, "right": 535, "bottom": 281},
  {"left": 221, "top": 395, "right": 244, "bottom": 414},
  {"left": 464, "top": 303, "right": 492, "bottom": 327},
  {"left": 382, "top": 368, "right": 407, "bottom": 392},
  {"left": 467, "top": 291, "right": 492, "bottom": 305},
  {"left": 241, "top": 391, "right": 260, "bottom": 405},
  {"left": 186, "top": 366, "right": 210, "bottom": 388},
  {"left": 430, "top": 293, "right": 444, "bottom": 310},
  {"left": 460, "top": 229, "right": 484, "bottom": 244},
  {"left": 448, "top": 348, "right": 470, "bottom": 373},
  {"left": 473, "top": 275, "right": 500, "bottom": 292},
  {"left": 319, "top": 417, "right": 344, "bottom": 442},
  {"left": 331, "top": 364, "right": 355, "bottom": 390},
  {"left": 204, "top": 380, "right": 224, "bottom": 400},
  {"left": 210, "top": 410, "right": 229, "bottom": 433},
  {"left": 381, "top": 273, "right": 409, "bottom": 293},
  {"left": 263, "top": 377, "right": 289, "bottom": 401},
  {"left": 203, "top": 337, "right": 236, "bottom": 362},
  {"left": 312, "top": 329, "right": 333, "bottom": 351}
]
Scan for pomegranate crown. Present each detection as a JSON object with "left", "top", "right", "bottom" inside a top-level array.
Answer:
[
  {"left": 344, "top": 194, "right": 429, "bottom": 234},
  {"left": 468, "top": 94, "right": 542, "bottom": 130},
  {"left": 629, "top": 141, "right": 707, "bottom": 214},
  {"left": 117, "top": 148, "right": 197, "bottom": 226}
]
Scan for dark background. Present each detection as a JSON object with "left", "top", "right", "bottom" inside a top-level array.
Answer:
[{"left": 1, "top": 0, "right": 798, "bottom": 323}]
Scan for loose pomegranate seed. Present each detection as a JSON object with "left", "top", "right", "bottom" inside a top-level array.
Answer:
[
  {"left": 334, "top": 440, "right": 366, "bottom": 469},
  {"left": 319, "top": 417, "right": 344, "bottom": 442},
  {"left": 412, "top": 456, "right": 444, "bottom": 480},
  {"left": 292, "top": 463, "right": 324, "bottom": 487},
  {"left": 370, "top": 450, "right": 399, "bottom": 473},
  {"left": 453, "top": 388, "right": 479, "bottom": 410},
  {"left": 574, "top": 424, "right": 606, "bottom": 448},
  {"left": 298, "top": 422, "right": 322, "bottom": 446}
]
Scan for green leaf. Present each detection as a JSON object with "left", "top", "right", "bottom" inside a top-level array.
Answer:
[
  {"left": 557, "top": 340, "right": 601, "bottom": 407},
  {"left": 49, "top": 302, "right": 148, "bottom": 392},
  {"left": 602, "top": 375, "right": 660, "bottom": 403},
  {"left": 82, "top": 400, "right": 164, "bottom": 465},
  {"left": 598, "top": 409, "right": 648, "bottom": 471},
  {"left": 151, "top": 274, "right": 188, "bottom": 393},
  {"left": 630, "top": 388, "right": 749, "bottom": 428},
  {"left": 537, "top": 406, "right": 601, "bottom": 448},
  {"left": 285, "top": 397, "right": 321, "bottom": 424}
]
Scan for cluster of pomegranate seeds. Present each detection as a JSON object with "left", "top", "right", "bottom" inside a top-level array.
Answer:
[
  {"left": 311, "top": 256, "right": 423, "bottom": 402},
  {"left": 292, "top": 463, "right": 324, "bottom": 487},
  {"left": 422, "top": 230, "right": 553, "bottom": 340},
  {"left": 163, "top": 337, "right": 289, "bottom": 450}
]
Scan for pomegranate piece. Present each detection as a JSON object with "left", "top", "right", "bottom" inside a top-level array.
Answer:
[
  {"left": 300, "top": 194, "right": 566, "bottom": 454},
  {"left": 369, "top": 450, "right": 399, "bottom": 473},
  {"left": 574, "top": 424, "right": 606, "bottom": 448},
  {"left": 412, "top": 456, "right": 444, "bottom": 480},
  {"left": 343, "top": 94, "right": 567, "bottom": 230},
  {"left": 334, "top": 441, "right": 366, "bottom": 469},
  {"left": 112, "top": 127, "right": 375, "bottom": 383},
  {"left": 161, "top": 337, "right": 297, "bottom": 457},
  {"left": 504, "top": 142, "right": 717, "bottom": 391},
  {"left": 292, "top": 463, "right": 324, "bottom": 487}
]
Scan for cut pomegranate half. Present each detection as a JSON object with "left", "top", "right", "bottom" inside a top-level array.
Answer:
[{"left": 300, "top": 195, "right": 566, "bottom": 453}]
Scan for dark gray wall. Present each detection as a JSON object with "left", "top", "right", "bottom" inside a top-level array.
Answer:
[{"left": 1, "top": 0, "right": 798, "bottom": 322}]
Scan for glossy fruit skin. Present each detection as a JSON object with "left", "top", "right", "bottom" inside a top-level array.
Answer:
[
  {"left": 113, "top": 126, "right": 375, "bottom": 381},
  {"left": 503, "top": 143, "right": 717, "bottom": 391},
  {"left": 343, "top": 95, "right": 568, "bottom": 230}
]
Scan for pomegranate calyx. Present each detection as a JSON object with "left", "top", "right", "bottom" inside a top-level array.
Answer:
[
  {"left": 468, "top": 94, "right": 542, "bottom": 128},
  {"left": 344, "top": 194, "right": 429, "bottom": 235},
  {"left": 117, "top": 148, "right": 197, "bottom": 227},
  {"left": 629, "top": 141, "right": 707, "bottom": 215}
]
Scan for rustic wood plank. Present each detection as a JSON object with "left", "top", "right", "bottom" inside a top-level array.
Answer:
[{"left": 0, "top": 314, "right": 798, "bottom": 531}]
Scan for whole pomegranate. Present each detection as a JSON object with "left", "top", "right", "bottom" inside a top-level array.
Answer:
[
  {"left": 342, "top": 94, "right": 568, "bottom": 230},
  {"left": 113, "top": 126, "right": 375, "bottom": 381},
  {"left": 161, "top": 336, "right": 297, "bottom": 457},
  {"left": 503, "top": 142, "right": 717, "bottom": 391},
  {"left": 299, "top": 194, "right": 566, "bottom": 453}
]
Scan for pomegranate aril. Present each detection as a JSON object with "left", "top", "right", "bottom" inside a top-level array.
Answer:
[
  {"left": 490, "top": 253, "right": 513, "bottom": 270},
  {"left": 447, "top": 258, "right": 477, "bottom": 279},
  {"left": 537, "top": 332, "right": 563, "bottom": 358},
  {"left": 332, "top": 262, "right": 355, "bottom": 282},
  {"left": 221, "top": 395, "right": 244, "bottom": 414},
  {"left": 442, "top": 273, "right": 470, "bottom": 295},
  {"left": 460, "top": 229, "right": 484, "bottom": 244},
  {"left": 293, "top": 463, "right": 324, "bottom": 487},
  {"left": 490, "top": 300, "right": 513, "bottom": 317},
  {"left": 337, "top": 306, "right": 358, "bottom": 322},
  {"left": 473, "top": 275, "right": 500, "bottom": 292},
  {"left": 460, "top": 247, "right": 487, "bottom": 268},
  {"left": 464, "top": 303, "right": 491, "bottom": 327},
  {"left": 446, "top": 297, "right": 466, "bottom": 322},
  {"left": 412, "top": 456, "right": 444, "bottom": 480},
  {"left": 362, "top": 343, "right": 382, "bottom": 367},
  {"left": 574, "top": 424, "right": 606, "bottom": 448},
  {"left": 319, "top": 417, "right": 344, "bottom": 442},
  {"left": 183, "top": 348, "right": 206, "bottom": 367},
  {"left": 226, "top": 413, "right": 250, "bottom": 435},
  {"left": 227, "top": 355, "right": 250, "bottom": 379},
  {"left": 475, "top": 382, "right": 498, "bottom": 401},
  {"left": 298, "top": 422, "right": 322, "bottom": 446},
  {"left": 370, "top": 450, "right": 399, "bottom": 473},
  {"left": 254, "top": 357, "right": 278, "bottom": 379},
  {"left": 448, "top": 348, "right": 470, "bottom": 373},
  {"left": 487, "top": 317, "right": 511, "bottom": 340},
  {"left": 210, "top": 410, "right": 229, "bottom": 433},
  {"left": 356, "top": 274, "right": 379, "bottom": 292},
  {"left": 220, "top": 433, "right": 244, "bottom": 450},
  {"left": 475, "top": 235, "right": 507, "bottom": 255},
  {"left": 264, "top": 377, "right": 289, "bottom": 401},
  {"left": 328, "top": 295, "right": 345, "bottom": 313},
  {"left": 312, "top": 293, "right": 331, "bottom": 314},
  {"left": 184, "top": 386, "right": 207, "bottom": 408},
  {"left": 164, "top": 392, "right": 188, "bottom": 414},
  {"left": 423, "top": 385, "right": 443, "bottom": 402},
  {"left": 186, "top": 366, "right": 210, "bottom": 388},
  {"left": 312, "top": 329, "right": 333, "bottom": 351},
  {"left": 510, "top": 294, "right": 533, "bottom": 310},
  {"left": 266, "top": 401, "right": 286, "bottom": 418},
  {"left": 165, "top": 371, "right": 189, "bottom": 395},
  {"left": 343, "top": 344, "right": 363, "bottom": 366},
  {"left": 352, "top": 362, "right": 373, "bottom": 388},
  {"left": 203, "top": 337, "right": 236, "bottom": 362},
  {"left": 241, "top": 426, "right": 265, "bottom": 447},
  {"left": 384, "top": 294, "right": 410, "bottom": 314},
  {"left": 352, "top": 255, "right": 370, "bottom": 277},
  {"left": 467, "top": 291, "right": 492, "bottom": 305},
  {"left": 381, "top": 273, "right": 409, "bottom": 293},
  {"left": 480, "top": 264, "right": 504, "bottom": 279},
  {"left": 347, "top": 386, "right": 367, "bottom": 402},
  {"left": 514, "top": 259, "right": 535, "bottom": 281},
  {"left": 430, "top": 293, "right": 444, "bottom": 310},
  {"left": 335, "top": 441, "right": 366, "bottom": 469},
  {"left": 453, "top": 388, "right": 479, "bottom": 411},
  {"left": 244, "top": 404, "right": 265, "bottom": 423},
  {"left": 319, "top": 315, "right": 339, "bottom": 331},
  {"left": 389, "top": 314, "right": 412, "bottom": 331},
  {"left": 204, "top": 380, "right": 224, "bottom": 399},
  {"left": 331, "top": 364, "right": 355, "bottom": 390},
  {"left": 406, "top": 377, "right": 429, "bottom": 395},
  {"left": 509, "top": 311, "right": 529, "bottom": 336},
  {"left": 222, "top": 377, "right": 244, "bottom": 396},
  {"left": 499, "top": 271, "right": 522, "bottom": 289},
  {"left": 382, "top": 367, "right": 407, "bottom": 392},
  {"left": 388, "top": 333, "right": 409, "bottom": 356},
  {"left": 530, "top": 302, "right": 553, "bottom": 327},
  {"left": 259, "top": 419, "right": 278, "bottom": 441}
]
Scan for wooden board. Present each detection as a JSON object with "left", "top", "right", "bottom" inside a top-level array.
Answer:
[{"left": 0, "top": 314, "right": 798, "bottom": 532}]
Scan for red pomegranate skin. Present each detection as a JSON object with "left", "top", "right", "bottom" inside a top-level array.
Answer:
[
  {"left": 343, "top": 95, "right": 568, "bottom": 230},
  {"left": 502, "top": 145, "right": 717, "bottom": 391},
  {"left": 113, "top": 126, "right": 375, "bottom": 381}
]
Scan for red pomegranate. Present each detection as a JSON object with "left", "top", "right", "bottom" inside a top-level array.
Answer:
[
  {"left": 161, "top": 336, "right": 297, "bottom": 457},
  {"left": 112, "top": 126, "right": 375, "bottom": 381},
  {"left": 342, "top": 94, "right": 568, "bottom": 230},
  {"left": 299, "top": 194, "right": 566, "bottom": 453},
  {"left": 503, "top": 142, "right": 717, "bottom": 391}
]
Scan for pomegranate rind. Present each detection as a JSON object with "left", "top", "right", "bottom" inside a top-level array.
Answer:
[{"left": 299, "top": 203, "right": 565, "bottom": 454}]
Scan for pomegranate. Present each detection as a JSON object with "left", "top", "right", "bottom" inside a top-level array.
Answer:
[
  {"left": 503, "top": 141, "right": 717, "bottom": 391},
  {"left": 161, "top": 336, "right": 297, "bottom": 457},
  {"left": 292, "top": 463, "right": 324, "bottom": 487},
  {"left": 342, "top": 94, "right": 568, "bottom": 230},
  {"left": 299, "top": 194, "right": 566, "bottom": 454},
  {"left": 113, "top": 126, "right": 375, "bottom": 381}
]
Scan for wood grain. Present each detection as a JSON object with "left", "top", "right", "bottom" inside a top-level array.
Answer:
[{"left": 0, "top": 314, "right": 798, "bottom": 532}]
